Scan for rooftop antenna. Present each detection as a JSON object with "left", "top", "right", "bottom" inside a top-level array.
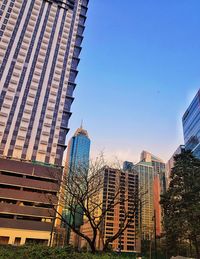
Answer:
[{"left": 80, "top": 119, "right": 83, "bottom": 129}]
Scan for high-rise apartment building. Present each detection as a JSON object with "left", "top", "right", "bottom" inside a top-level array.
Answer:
[
  {"left": 0, "top": 0, "right": 88, "bottom": 166},
  {"left": 0, "top": 0, "right": 89, "bottom": 245},
  {"left": 183, "top": 89, "right": 200, "bottom": 158},
  {"left": 81, "top": 167, "right": 141, "bottom": 253}
]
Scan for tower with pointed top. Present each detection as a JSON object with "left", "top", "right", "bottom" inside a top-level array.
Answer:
[{"left": 65, "top": 125, "right": 90, "bottom": 175}]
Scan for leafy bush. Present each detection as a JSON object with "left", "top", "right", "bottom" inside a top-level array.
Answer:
[{"left": 0, "top": 245, "right": 137, "bottom": 259}]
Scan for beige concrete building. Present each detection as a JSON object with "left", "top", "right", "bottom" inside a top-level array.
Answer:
[{"left": 0, "top": 157, "right": 62, "bottom": 245}]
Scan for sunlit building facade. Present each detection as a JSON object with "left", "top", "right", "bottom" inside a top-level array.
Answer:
[
  {"left": 183, "top": 89, "right": 200, "bottom": 158},
  {"left": 81, "top": 168, "right": 141, "bottom": 253},
  {"left": 65, "top": 125, "right": 90, "bottom": 173},
  {"left": 140, "top": 151, "right": 166, "bottom": 194},
  {"left": 63, "top": 125, "right": 90, "bottom": 243},
  {"left": 135, "top": 161, "right": 154, "bottom": 240},
  {"left": 0, "top": 0, "right": 88, "bottom": 166},
  {"left": 0, "top": 156, "right": 62, "bottom": 245},
  {"left": 139, "top": 151, "right": 166, "bottom": 238},
  {"left": 0, "top": 0, "right": 89, "bottom": 245}
]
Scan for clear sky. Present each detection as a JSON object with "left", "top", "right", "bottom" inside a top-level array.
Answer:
[{"left": 66, "top": 0, "right": 200, "bottom": 164}]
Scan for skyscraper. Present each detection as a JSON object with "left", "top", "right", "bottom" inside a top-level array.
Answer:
[
  {"left": 0, "top": 0, "right": 89, "bottom": 245},
  {"left": 140, "top": 151, "right": 166, "bottom": 194},
  {"left": 64, "top": 125, "right": 90, "bottom": 243},
  {"left": 183, "top": 89, "right": 200, "bottom": 158},
  {"left": 135, "top": 151, "right": 166, "bottom": 239},
  {"left": 135, "top": 161, "right": 154, "bottom": 240},
  {"left": 0, "top": 0, "right": 89, "bottom": 166},
  {"left": 123, "top": 161, "right": 134, "bottom": 171},
  {"left": 65, "top": 125, "right": 90, "bottom": 173}
]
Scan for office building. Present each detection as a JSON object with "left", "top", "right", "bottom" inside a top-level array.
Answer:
[
  {"left": 0, "top": 0, "right": 88, "bottom": 166},
  {"left": 141, "top": 151, "right": 166, "bottom": 194},
  {"left": 81, "top": 167, "right": 141, "bottom": 253},
  {"left": 63, "top": 125, "right": 90, "bottom": 243},
  {"left": 139, "top": 151, "right": 166, "bottom": 237},
  {"left": 183, "top": 89, "right": 200, "bottom": 158},
  {"left": 135, "top": 161, "right": 155, "bottom": 240},
  {"left": 65, "top": 125, "right": 90, "bottom": 174},
  {"left": 0, "top": 0, "right": 89, "bottom": 244}
]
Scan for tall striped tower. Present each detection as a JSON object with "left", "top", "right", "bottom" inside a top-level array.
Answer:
[{"left": 0, "top": 0, "right": 88, "bottom": 166}]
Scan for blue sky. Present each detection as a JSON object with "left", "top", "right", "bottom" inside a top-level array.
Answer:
[{"left": 67, "top": 0, "right": 200, "bottom": 163}]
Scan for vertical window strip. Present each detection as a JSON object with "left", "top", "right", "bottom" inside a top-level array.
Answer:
[
  {"left": 0, "top": 0, "right": 28, "bottom": 79},
  {"left": 21, "top": 7, "right": 60, "bottom": 158},
  {"left": 0, "top": 2, "right": 46, "bottom": 156},
  {"left": 6, "top": 4, "right": 52, "bottom": 157},
  {"left": 0, "top": 0, "right": 36, "bottom": 110},
  {"left": 32, "top": 10, "right": 68, "bottom": 161}
]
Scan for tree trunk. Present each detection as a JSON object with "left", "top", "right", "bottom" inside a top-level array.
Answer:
[
  {"left": 193, "top": 237, "right": 200, "bottom": 259},
  {"left": 89, "top": 241, "right": 96, "bottom": 254},
  {"left": 103, "top": 243, "right": 110, "bottom": 252}
]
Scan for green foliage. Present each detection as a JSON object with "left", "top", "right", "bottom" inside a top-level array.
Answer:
[
  {"left": 0, "top": 245, "right": 137, "bottom": 259},
  {"left": 160, "top": 151, "right": 200, "bottom": 258}
]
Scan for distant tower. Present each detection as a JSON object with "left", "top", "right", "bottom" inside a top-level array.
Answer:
[
  {"left": 136, "top": 151, "right": 166, "bottom": 238},
  {"left": 135, "top": 161, "right": 155, "bottom": 240},
  {"left": 65, "top": 124, "right": 90, "bottom": 174},
  {"left": 140, "top": 151, "right": 166, "bottom": 194},
  {"left": 64, "top": 125, "right": 90, "bottom": 243},
  {"left": 123, "top": 161, "right": 134, "bottom": 171}
]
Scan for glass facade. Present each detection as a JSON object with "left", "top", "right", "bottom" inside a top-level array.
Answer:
[
  {"left": 140, "top": 151, "right": 166, "bottom": 194},
  {"left": 63, "top": 126, "right": 90, "bottom": 238},
  {"left": 66, "top": 127, "right": 90, "bottom": 173},
  {"left": 183, "top": 90, "right": 200, "bottom": 158},
  {"left": 123, "top": 161, "right": 134, "bottom": 171},
  {"left": 135, "top": 162, "right": 154, "bottom": 240}
]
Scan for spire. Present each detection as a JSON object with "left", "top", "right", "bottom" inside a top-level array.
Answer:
[
  {"left": 80, "top": 119, "right": 83, "bottom": 129},
  {"left": 74, "top": 121, "right": 89, "bottom": 138}
]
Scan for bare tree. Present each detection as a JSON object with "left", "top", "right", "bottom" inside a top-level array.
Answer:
[{"left": 48, "top": 156, "right": 142, "bottom": 253}]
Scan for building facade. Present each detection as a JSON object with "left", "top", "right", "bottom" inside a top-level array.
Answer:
[
  {"left": 183, "top": 89, "right": 200, "bottom": 158},
  {"left": 166, "top": 145, "right": 185, "bottom": 188},
  {"left": 0, "top": 157, "right": 62, "bottom": 245},
  {"left": 123, "top": 161, "right": 134, "bottom": 171},
  {"left": 63, "top": 125, "right": 90, "bottom": 242},
  {"left": 139, "top": 151, "right": 166, "bottom": 238},
  {"left": 140, "top": 151, "right": 166, "bottom": 194},
  {"left": 135, "top": 161, "right": 155, "bottom": 240},
  {"left": 0, "top": 0, "right": 89, "bottom": 166},
  {"left": 0, "top": 0, "right": 89, "bottom": 245},
  {"left": 65, "top": 125, "right": 90, "bottom": 173},
  {"left": 81, "top": 167, "right": 141, "bottom": 253}
]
